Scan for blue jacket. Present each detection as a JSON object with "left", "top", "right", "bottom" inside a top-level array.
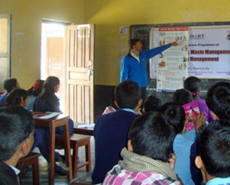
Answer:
[{"left": 120, "top": 44, "right": 170, "bottom": 88}]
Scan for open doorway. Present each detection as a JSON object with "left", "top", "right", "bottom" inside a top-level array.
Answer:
[
  {"left": 41, "top": 22, "right": 66, "bottom": 112},
  {"left": 41, "top": 22, "right": 95, "bottom": 123}
]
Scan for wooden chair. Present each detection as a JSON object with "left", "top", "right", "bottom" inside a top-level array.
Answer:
[
  {"left": 56, "top": 134, "right": 91, "bottom": 178},
  {"left": 33, "top": 113, "right": 73, "bottom": 185},
  {"left": 16, "top": 152, "right": 41, "bottom": 185}
]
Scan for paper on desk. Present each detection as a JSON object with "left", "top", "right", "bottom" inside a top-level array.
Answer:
[
  {"left": 33, "top": 112, "right": 60, "bottom": 119},
  {"left": 77, "top": 124, "right": 95, "bottom": 129}
]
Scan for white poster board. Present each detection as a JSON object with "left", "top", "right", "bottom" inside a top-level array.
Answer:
[
  {"left": 150, "top": 25, "right": 230, "bottom": 92},
  {"left": 188, "top": 26, "right": 230, "bottom": 78},
  {"left": 156, "top": 27, "right": 189, "bottom": 92}
]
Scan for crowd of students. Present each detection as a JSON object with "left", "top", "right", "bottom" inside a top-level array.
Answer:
[
  {"left": 0, "top": 76, "right": 230, "bottom": 185},
  {"left": 92, "top": 77, "right": 230, "bottom": 185},
  {"left": 0, "top": 76, "right": 74, "bottom": 181}
]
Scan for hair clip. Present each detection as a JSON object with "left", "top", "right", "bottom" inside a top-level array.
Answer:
[
  {"left": 191, "top": 92, "right": 196, "bottom": 96},
  {"left": 34, "top": 81, "right": 40, "bottom": 89}
]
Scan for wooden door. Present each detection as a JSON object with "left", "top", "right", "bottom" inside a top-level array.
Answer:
[{"left": 64, "top": 24, "right": 94, "bottom": 123}]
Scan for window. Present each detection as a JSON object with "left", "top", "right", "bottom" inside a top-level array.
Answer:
[{"left": 0, "top": 14, "right": 11, "bottom": 92}]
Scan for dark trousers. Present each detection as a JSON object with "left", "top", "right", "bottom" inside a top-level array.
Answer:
[{"left": 31, "top": 128, "right": 59, "bottom": 169}]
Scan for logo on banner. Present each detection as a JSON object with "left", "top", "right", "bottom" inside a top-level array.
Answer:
[
  {"left": 190, "top": 34, "right": 205, "bottom": 39},
  {"left": 226, "top": 31, "right": 230, "bottom": 40}
]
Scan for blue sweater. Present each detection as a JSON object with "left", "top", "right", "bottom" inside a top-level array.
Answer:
[
  {"left": 0, "top": 93, "right": 7, "bottom": 107},
  {"left": 173, "top": 134, "right": 195, "bottom": 185},
  {"left": 120, "top": 44, "right": 170, "bottom": 88},
  {"left": 91, "top": 109, "right": 139, "bottom": 184}
]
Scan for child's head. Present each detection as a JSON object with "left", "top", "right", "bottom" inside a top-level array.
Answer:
[
  {"left": 114, "top": 80, "right": 141, "bottom": 109},
  {"left": 0, "top": 106, "right": 34, "bottom": 161},
  {"left": 143, "top": 93, "right": 163, "bottom": 113},
  {"left": 158, "top": 102, "right": 185, "bottom": 135},
  {"left": 173, "top": 89, "right": 194, "bottom": 105},
  {"left": 40, "top": 76, "right": 60, "bottom": 98},
  {"left": 3, "top": 78, "right": 19, "bottom": 93},
  {"left": 196, "top": 120, "right": 230, "bottom": 179},
  {"left": 184, "top": 76, "right": 202, "bottom": 99},
  {"left": 206, "top": 82, "right": 230, "bottom": 120},
  {"left": 128, "top": 112, "right": 175, "bottom": 162},
  {"left": 28, "top": 79, "right": 45, "bottom": 97},
  {"left": 6, "top": 88, "right": 29, "bottom": 107}
]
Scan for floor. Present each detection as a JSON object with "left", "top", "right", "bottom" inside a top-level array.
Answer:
[{"left": 21, "top": 137, "right": 95, "bottom": 185}]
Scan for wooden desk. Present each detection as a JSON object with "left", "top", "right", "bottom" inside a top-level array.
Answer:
[
  {"left": 74, "top": 124, "right": 94, "bottom": 136},
  {"left": 33, "top": 113, "right": 73, "bottom": 185}
]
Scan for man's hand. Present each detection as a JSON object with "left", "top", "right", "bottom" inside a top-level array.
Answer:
[
  {"left": 168, "top": 153, "right": 176, "bottom": 170},
  {"left": 193, "top": 112, "right": 206, "bottom": 131},
  {"left": 170, "top": 39, "right": 179, "bottom": 46}
]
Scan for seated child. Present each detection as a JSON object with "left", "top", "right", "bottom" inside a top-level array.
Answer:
[
  {"left": 184, "top": 76, "right": 213, "bottom": 122},
  {"left": 0, "top": 78, "right": 20, "bottom": 107},
  {"left": 173, "top": 89, "right": 206, "bottom": 142},
  {"left": 159, "top": 102, "right": 198, "bottom": 185},
  {"left": 25, "top": 79, "right": 44, "bottom": 111},
  {"left": 33, "top": 76, "right": 73, "bottom": 136},
  {"left": 195, "top": 120, "right": 230, "bottom": 184},
  {"left": 6, "top": 88, "right": 69, "bottom": 176},
  {"left": 173, "top": 89, "right": 205, "bottom": 185},
  {"left": 206, "top": 81, "right": 230, "bottom": 120},
  {"left": 173, "top": 88, "right": 194, "bottom": 105},
  {"left": 143, "top": 93, "right": 163, "bottom": 113},
  {"left": 103, "top": 112, "right": 181, "bottom": 185},
  {"left": 92, "top": 80, "right": 142, "bottom": 184},
  {"left": 0, "top": 106, "right": 34, "bottom": 185}
]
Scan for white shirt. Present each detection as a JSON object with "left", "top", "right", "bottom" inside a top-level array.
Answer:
[
  {"left": 7, "top": 163, "right": 20, "bottom": 175},
  {"left": 130, "top": 51, "right": 140, "bottom": 63}
]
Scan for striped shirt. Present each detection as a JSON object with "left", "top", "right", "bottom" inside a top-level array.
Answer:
[{"left": 103, "top": 164, "right": 181, "bottom": 185}]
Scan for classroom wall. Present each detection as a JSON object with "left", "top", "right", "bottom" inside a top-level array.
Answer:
[
  {"left": 2, "top": 0, "right": 230, "bottom": 87},
  {"left": 0, "top": 0, "right": 84, "bottom": 89},
  {"left": 84, "top": 0, "right": 230, "bottom": 86}
]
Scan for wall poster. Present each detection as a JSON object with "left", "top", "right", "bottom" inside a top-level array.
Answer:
[
  {"left": 156, "top": 27, "right": 189, "bottom": 92},
  {"left": 150, "top": 25, "right": 230, "bottom": 92}
]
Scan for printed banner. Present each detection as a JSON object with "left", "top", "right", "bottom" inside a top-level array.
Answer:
[
  {"left": 188, "top": 26, "right": 230, "bottom": 78},
  {"left": 156, "top": 27, "right": 189, "bottom": 92}
]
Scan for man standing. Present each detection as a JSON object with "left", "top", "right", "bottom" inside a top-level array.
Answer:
[{"left": 120, "top": 38, "right": 178, "bottom": 102}]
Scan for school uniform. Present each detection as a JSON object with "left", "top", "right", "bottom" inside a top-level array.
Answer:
[
  {"left": 0, "top": 161, "right": 19, "bottom": 185},
  {"left": 92, "top": 109, "right": 139, "bottom": 184},
  {"left": 34, "top": 96, "right": 74, "bottom": 136}
]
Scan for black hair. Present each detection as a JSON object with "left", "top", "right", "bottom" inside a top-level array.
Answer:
[
  {"left": 158, "top": 102, "right": 185, "bottom": 134},
  {"left": 39, "top": 76, "right": 60, "bottom": 99},
  {"left": 6, "top": 88, "right": 28, "bottom": 107},
  {"left": 143, "top": 93, "right": 163, "bottom": 113},
  {"left": 3, "top": 78, "right": 17, "bottom": 93},
  {"left": 28, "top": 79, "right": 45, "bottom": 97},
  {"left": 0, "top": 106, "right": 34, "bottom": 161},
  {"left": 129, "top": 38, "right": 141, "bottom": 49},
  {"left": 128, "top": 112, "right": 176, "bottom": 162},
  {"left": 206, "top": 82, "right": 230, "bottom": 120},
  {"left": 115, "top": 80, "right": 141, "bottom": 109},
  {"left": 198, "top": 120, "right": 230, "bottom": 177},
  {"left": 184, "top": 76, "right": 202, "bottom": 99},
  {"left": 173, "top": 89, "right": 194, "bottom": 105}
]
